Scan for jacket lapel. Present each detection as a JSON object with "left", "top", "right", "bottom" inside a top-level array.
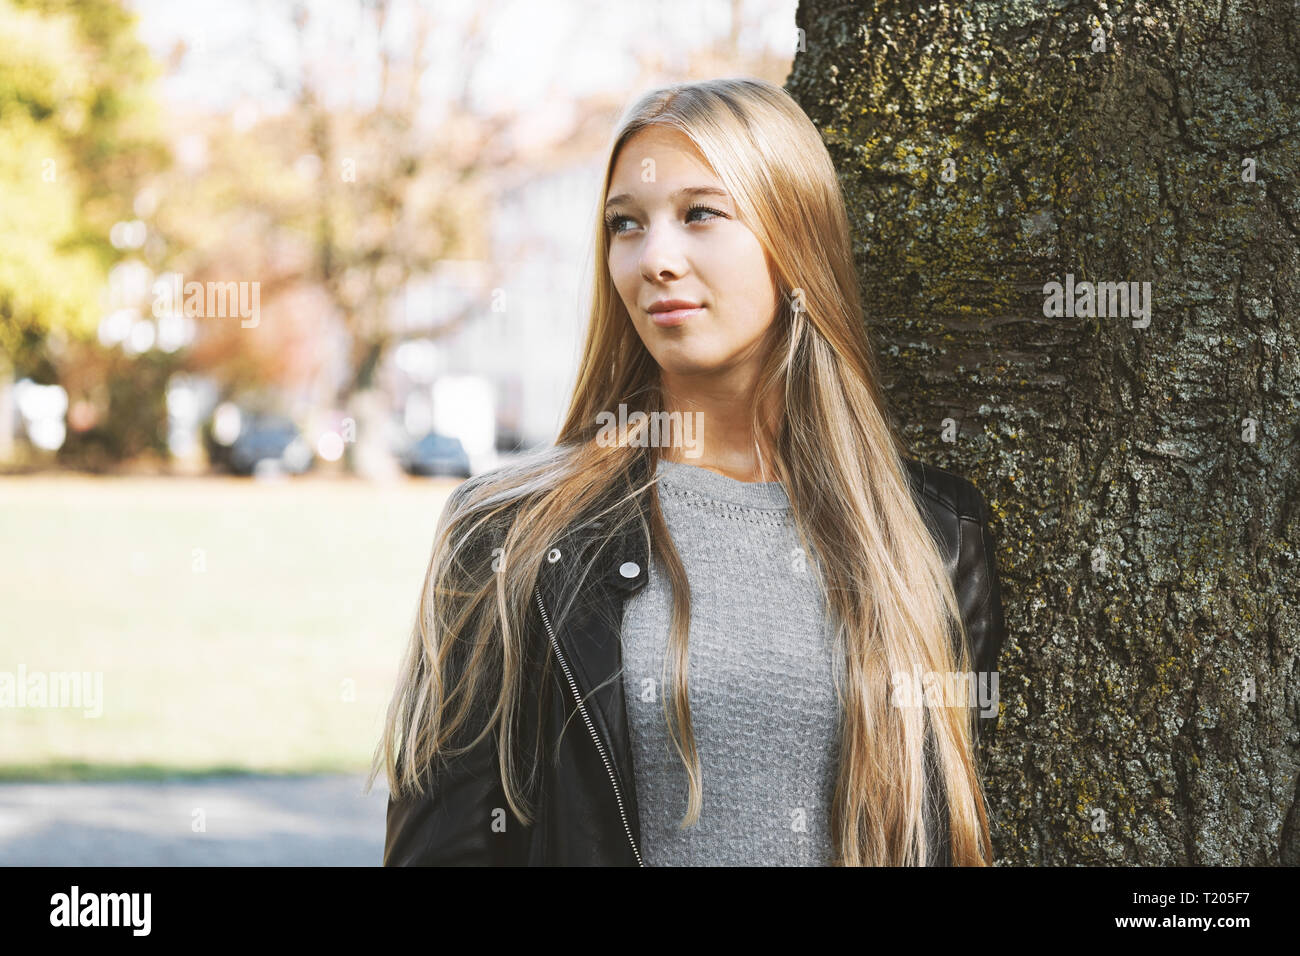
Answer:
[{"left": 535, "top": 463, "right": 652, "bottom": 842}]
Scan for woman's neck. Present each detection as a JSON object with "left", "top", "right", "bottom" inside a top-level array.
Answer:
[{"left": 658, "top": 371, "right": 781, "bottom": 483}]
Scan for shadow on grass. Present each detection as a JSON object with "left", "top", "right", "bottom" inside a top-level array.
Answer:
[{"left": 0, "top": 760, "right": 376, "bottom": 783}]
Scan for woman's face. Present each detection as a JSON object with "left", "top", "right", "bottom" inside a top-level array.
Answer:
[{"left": 604, "top": 125, "right": 780, "bottom": 380}]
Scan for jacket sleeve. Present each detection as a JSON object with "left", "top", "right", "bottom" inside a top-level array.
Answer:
[
  {"left": 383, "top": 480, "right": 533, "bottom": 866},
  {"left": 955, "top": 483, "right": 1007, "bottom": 742},
  {"left": 383, "top": 712, "right": 529, "bottom": 866}
]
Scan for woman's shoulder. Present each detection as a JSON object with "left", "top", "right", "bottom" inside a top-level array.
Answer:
[
  {"left": 901, "top": 457, "right": 992, "bottom": 525},
  {"left": 442, "top": 468, "right": 507, "bottom": 514},
  {"left": 441, "top": 452, "right": 555, "bottom": 517},
  {"left": 434, "top": 465, "right": 529, "bottom": 567},
  {"left": 901, "top": 456, "right": 1006, "bottom": 679}
]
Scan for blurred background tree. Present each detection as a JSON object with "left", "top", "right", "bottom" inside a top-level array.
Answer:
[
  {"left": 141, "top": 0, "right": 536, "bottom": 477},
  {"left": 0, "top": 0, "right": 168, "bottom": 468}
]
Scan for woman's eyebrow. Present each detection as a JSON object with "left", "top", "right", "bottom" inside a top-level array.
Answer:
[{"left": 603, "top": 185, "right": 730, "bottom": 212}]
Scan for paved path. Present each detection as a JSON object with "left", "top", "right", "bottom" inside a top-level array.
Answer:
[{"left": 0, "top": 774, "right": 389, "bottom": 866}]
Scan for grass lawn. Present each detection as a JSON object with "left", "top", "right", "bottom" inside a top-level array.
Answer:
[{"left": 0, "top": 473, "right": 462, "bottom": 781}]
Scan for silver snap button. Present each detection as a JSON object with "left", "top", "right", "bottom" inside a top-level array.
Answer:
[
  {"left": 547, "top": 548, "right": 562, "bottom": 563},
  {"left": 619, "top": 561, "right": 640, "bottom": 578}
]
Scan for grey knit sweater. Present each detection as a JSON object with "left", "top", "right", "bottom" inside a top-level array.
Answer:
[{"left": 620, "top": 458, "right": 842, "bottom": 866}]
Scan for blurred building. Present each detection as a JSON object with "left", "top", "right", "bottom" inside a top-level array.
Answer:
[{"left": 388, "top": 154, "right": 609, "bottom": 457}]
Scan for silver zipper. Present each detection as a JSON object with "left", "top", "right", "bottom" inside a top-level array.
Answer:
[{"left": 534, "top": 584, "right": 645, "bottom": 867}]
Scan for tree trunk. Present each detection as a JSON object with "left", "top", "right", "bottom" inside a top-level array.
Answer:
[{"left": 787, "top": 0, "right": 1300, "bottom": 864}]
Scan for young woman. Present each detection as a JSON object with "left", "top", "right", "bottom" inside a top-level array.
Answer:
[{"left": 371, "top": 76, "right": 1007, "bottom": 866}]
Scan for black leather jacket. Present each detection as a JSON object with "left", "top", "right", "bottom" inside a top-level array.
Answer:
[{"left": 383, "top": 457, "right": 1007, "bottom": 866}]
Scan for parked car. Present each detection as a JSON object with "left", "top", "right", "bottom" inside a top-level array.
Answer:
[
  {"left": 400, "top": 431, "right": 472, "bottom": 478},
  {"left": 227, "top": 415, "right": 314, "bottom": 476}
]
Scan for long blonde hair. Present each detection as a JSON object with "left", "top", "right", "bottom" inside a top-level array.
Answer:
[{"left": 369, "top": 76, "right": 993, "bottom": 866}]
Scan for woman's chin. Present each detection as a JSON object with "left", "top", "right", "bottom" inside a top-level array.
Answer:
[{"left": 653, "top": 352, "right": 729, "bottom": 377}]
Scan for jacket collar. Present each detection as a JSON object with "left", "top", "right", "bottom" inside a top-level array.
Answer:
[{"left": 536, "top": 454, "right": 653, "bottom": 603}]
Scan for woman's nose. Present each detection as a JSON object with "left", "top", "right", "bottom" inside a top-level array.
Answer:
[{"left": 639, "top": 223, "right": 686, "bottom": 279}]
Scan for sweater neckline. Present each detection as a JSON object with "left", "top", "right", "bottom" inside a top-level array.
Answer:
[{"left": 654, "top": 457, "right": 790, "bottom": 511}]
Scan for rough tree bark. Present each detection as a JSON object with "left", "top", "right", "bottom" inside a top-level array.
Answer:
[{"left": 787, "top": 0, "right": 1300, "bottom": 864}]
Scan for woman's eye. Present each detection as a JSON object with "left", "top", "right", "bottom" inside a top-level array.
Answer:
[
  {"left": 685, "top": 204, "right": 725, "bottom": 223},
  {"left": 604, "top": 205, "right": 727, "bottom": 236}
]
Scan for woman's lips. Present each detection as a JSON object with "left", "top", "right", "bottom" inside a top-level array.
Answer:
[{"left": 649, "top": 306, "right": 704, "bottom": 328}]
